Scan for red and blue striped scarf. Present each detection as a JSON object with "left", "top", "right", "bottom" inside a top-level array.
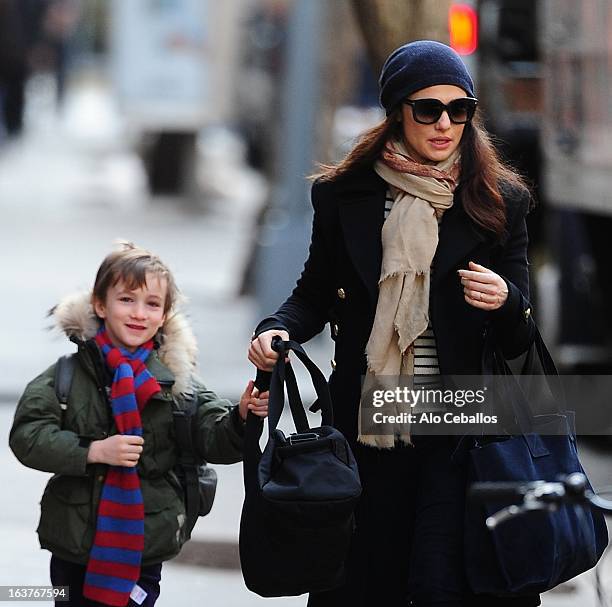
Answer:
[{"left": 83, "top": 326, "right": 161, "bottom": 606}]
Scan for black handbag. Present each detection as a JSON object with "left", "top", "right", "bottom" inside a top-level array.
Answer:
[
  {"left": 464, "top": 322, "right": 609, "bottom": 596},
  {"left": 239, "top": 339, "right": 362, "bottom": 597}
]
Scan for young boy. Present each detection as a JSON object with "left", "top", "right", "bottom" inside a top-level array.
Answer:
[{"left": 9, "top": 242, "right": 268, "bottom": 606}]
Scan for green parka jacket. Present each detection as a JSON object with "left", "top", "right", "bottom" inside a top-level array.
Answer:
[{"left": 9, "top": 292, "right": 245, "bottom": 566}]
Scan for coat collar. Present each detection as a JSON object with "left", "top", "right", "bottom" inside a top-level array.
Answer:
[
  {"left": 334, "top": 167, "right": 487, "bottom": 306},
  {"left": 50, "top": 291, "right": 197, "bottom": 396}
]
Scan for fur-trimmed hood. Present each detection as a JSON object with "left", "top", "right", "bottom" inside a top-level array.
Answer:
[{"left": 50, "top": 291, "right": 198, "bottom": 396}]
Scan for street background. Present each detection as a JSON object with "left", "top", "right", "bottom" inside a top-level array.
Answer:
[{"left": 1, "top": 1, "right": 611, "bottom": 606}]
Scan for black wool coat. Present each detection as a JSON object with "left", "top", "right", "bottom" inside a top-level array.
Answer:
[{"left": 256, "top": 166, "right": 536, "bottom": 443}]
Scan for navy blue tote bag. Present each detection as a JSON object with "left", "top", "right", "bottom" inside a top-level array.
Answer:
[
  {"left": 239, "top": 339, "right": 361, "bottom": 597},
  {"left": 464, "top": 323, "right": 609, "bottom": 596}
]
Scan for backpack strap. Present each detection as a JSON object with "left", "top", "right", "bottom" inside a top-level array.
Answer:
[
  {"left": 54, "top": 354, "right": 77, "bottom": 423},
  {"left": 171, "top": 390, "right": 202, "bottom": 539}
]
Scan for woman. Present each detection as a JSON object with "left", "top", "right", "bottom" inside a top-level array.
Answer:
[{"left": 248, "top": 40, "right": 537, "bottom": 607}]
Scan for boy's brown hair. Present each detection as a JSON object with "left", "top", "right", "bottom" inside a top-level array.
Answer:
[{"left": 92, "top": 241, "right": 179, "bottom": 315}]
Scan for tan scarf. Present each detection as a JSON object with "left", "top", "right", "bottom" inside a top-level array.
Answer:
[{"left": 358, "top": 139, "right": 460, "bottom": 448}]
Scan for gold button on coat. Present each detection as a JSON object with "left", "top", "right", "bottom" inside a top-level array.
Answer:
[
  {"left": 337, "top": 288, "right": 346, "bottom": 300},
  {"left": 332, "top": 323, "right": 339, "bottom": 337},
  {"left": 331, "top": 359, "right": 337, "bottom": 371}
]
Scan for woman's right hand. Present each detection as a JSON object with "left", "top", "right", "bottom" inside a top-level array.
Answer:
[
  {"left": 87, "top": 434, "right": 144, "bottom": 467},
  {"left": 248, "top": 329, "right": 289, "bottom": 371}
]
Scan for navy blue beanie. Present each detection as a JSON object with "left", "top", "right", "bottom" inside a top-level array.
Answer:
[{"left": 379, "top": 40, "right": 475, "bottom": 115}]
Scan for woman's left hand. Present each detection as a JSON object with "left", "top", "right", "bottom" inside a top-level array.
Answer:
[
  {"left": 458, "top": 261, "right": 509, "bottom": 311},
  {"left": 238, "top": 380, "right": 269, "bottom": 421}
]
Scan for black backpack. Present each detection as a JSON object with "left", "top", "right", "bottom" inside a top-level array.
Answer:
[
  {"left": 54, "top": 354, "right": 216, "bottom": 540},
  {"left": 239, "top": 339, "right": 362, "bottom": 597}
]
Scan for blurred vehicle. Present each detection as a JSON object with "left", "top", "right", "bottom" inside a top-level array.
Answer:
[
  {"left": 451, "top": 0, "right": 612, "bottom": 434},
  {"left": 109, "top": 0, "right": 242, "bottom": 196},
  {"left": 539, "top": 0, "right": 612, "bottom": 437},
  {"left": 539, "top": 0, "right": 612, "bottom": 372}
]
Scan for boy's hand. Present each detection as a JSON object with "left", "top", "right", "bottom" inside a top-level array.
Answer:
[
  {"left": 239, "top": 379, "right": 269, "bottom": 421},
  {"left": 87, "top": 435, "right": 144, "bottom": 467}
]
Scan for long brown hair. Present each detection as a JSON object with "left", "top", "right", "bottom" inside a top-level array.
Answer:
[{"left": 313, "top": 109, "right": 531, "bottom": 239}]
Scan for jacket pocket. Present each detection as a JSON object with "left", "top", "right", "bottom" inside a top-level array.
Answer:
[
  {"left": 37, "top": 474, "right": 93, "bottom": 558},
  {"left": 141, "top": 476, "right": 186, "bottom": 563}
]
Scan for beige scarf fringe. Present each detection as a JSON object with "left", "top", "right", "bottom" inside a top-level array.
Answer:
[{"left": 358, "top": 139, "right": 460, "bottom": 448}]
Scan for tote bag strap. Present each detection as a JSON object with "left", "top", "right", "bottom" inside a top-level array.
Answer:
[
  {"left": 282, "top": 339, "right": 333, "bottom": 426},
  {"left": 274, "top": 353, "right": 310, "bottom": 433},
  {"left": 482, "top": 323, "right": 537, "bottom": 437},
  {"left": 482, "top": 319, "right": 572, "bottom": 453},
  {"left": 265, "top": 339, "right": 299, "bottom": 433},
  {"left": 266, "top": 338, "right": 333, "bottom": 434},
  {"left": 249, "top": 338, "right": 310, "bottom": 433},
  {"left": 484, "top": 320, "right": 564, "bottom": 406},
  {"left": 521, "top": 323, "right": 566, "bottom": 410}
]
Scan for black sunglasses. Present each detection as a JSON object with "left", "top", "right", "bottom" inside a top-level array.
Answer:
[{"left": 403, "top": 97, "right": 478, "bottom": 124}]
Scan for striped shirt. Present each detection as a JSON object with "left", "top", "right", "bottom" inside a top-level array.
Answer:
[{"left": 384, "top": 190, "right": 441, "bottom": 385}]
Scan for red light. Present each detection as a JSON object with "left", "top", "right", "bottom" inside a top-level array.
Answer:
[{"left": 449, "top": 4, "right": 478, "bottom": 55}]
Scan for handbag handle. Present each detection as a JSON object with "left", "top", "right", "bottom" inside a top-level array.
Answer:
[
  {"left": 248, "top": 344, "right": 314, "bottom": 434},
  {"left": 269, "top": 346, "right": 309, "bottom": 433},
  {"left": 281, "top": 339, "right": 334, "bottom": 427},
  {"left": 520, "top": 323, "right": 566, "bottom": 408},
  {"left": 483, "top": 321, "right": 563, "bottom": 403},
  {"left": 482, "top": 324, "right": 536, "bottom": 435},
  {"left": 482, "top": 321, "right": 569, "bottom": 451},
  {"left": 267, "top": 338, "right": 333, "bottom": 434}
]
